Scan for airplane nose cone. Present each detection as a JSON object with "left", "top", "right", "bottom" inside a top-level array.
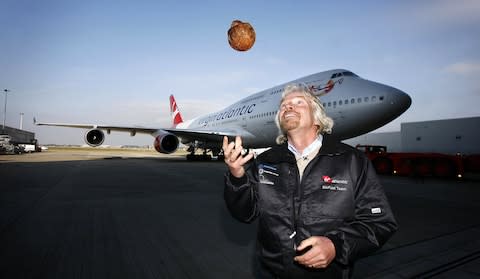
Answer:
[
  {"left": 385, "top": 86, "right": 411, "bottom": 113},
  {"left": 378, "top": 86, "right": 412, "bottom": 121},
  {"left": 397, "top": 90, "right": 412, "bottom": 111},
  {"left": 396, "top": 89, "right": 412, "bottom": 112}
]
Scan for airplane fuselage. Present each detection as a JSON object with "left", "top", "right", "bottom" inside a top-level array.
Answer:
[
  {"left": 35, "top": 69, "right": 412, "bottom": 157},
  {"left": 178, "top": 69, "right": 411, "bottom": 149}
]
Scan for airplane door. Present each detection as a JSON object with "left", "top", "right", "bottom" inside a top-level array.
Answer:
[{"left": 241, "top": 116, "right": 248, "bottom": 129}]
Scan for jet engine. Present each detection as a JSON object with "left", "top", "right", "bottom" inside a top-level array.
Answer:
[
  {"left": 84, "top": 129, "right": 105, "bottom": 147},
  {"left": 154, "top": 131, "right": 179, "bottom": 154}
]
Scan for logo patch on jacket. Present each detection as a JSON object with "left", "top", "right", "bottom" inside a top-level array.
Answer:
[
  {"left": 258, "top": 164, "right": 278, "bottom": 185},
  {"left": 322, "top": 176, "right": 333, "bottom": 184},
  {"left": 322, "top": 175, "right": 348, "bottom": 191}
]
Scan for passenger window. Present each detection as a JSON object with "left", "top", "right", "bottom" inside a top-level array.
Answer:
[
  {"left": 364, "top": 97, "right": 369, "bottom": 102},
  {"left": 372, "top": 96, "right": 377, "bottom": 102},
  {"left": 351, "top": 98, "right": 355, "bottom": 104},
  {"left": 333, "top": 101, "right": 337, "bottom": 107},
  {"left": 379, "top": 96, "right": 384, "bottom": 101},
  {"left": 328, "top": 102, "right": 331, "bottom": 107},
  {"left": 357, "top": 98, "right": 362, "bottom": 103},
  {"left": 344, "top": 99, "right": 349, "bottom": 104},
  {"left": 339, "top": 100, "right": 342, "bottom": 105}
]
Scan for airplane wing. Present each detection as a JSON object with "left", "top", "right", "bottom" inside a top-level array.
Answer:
[
  {"left": 163, "top": 127, "right": 255, "bottom": 143},
  {"left": 34, "top": 119, "right": 158, "bottom": 134},
  {"left": 34, "top": 118, "right": 253, "bottom": 142}
]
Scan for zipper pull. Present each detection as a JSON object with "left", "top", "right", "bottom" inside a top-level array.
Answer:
[
  {"left": 289, "top": 231, "right": 297, "bottom": 250},
  {"left": 289, "top": 231, "right": 297, "bottom": 239}
]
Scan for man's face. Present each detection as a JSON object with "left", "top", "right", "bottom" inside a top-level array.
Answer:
[{"left": 278, "top": 92, "right": 315, "bottom": 133}]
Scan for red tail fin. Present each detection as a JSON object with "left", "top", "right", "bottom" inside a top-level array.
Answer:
[{"left": 169, "top": 95, "right": 184, "bottom": 127}]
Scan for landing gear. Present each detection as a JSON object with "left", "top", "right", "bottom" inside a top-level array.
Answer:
[
  {"left": 213, "top": 148, "right": 225, "bottom": 161},
  {"left": 186, "top": 153, "right": 212, "bottom": 161},
  {"left": 186, "top": 145, "right": 212, "bottom": 161},
  {"left": 185, "top": 145, "right": 223, "bottom": 161}
]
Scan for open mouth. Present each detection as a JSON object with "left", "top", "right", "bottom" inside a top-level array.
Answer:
[{"left": 283, "top": 112, "right": 299, "bottom": 119}]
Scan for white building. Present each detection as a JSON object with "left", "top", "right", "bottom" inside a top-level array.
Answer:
[{"left": 344, "top": 117, "right": 480, "bottom": 155}]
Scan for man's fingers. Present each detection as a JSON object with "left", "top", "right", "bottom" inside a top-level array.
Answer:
[
  {"left": 294, "top": 237, "right": 318, "bottom": 263},
  {"left": 297, "top": 238, "right": 315, "bottom": 251},
  {"left": 222, "top": 136, "right": 229, "bottom": 151},
  {"left": 239, "top": 152, "right": 254, "bottom": 164},
  {"left": 222, "top": 136, "right": 241, "bottom": 162},
  {"left": 302, "top": 250, "right": 325, "bottom": 265},
  {"left": 223, "top": 137, "right": 234, "bottom": 156},
  {"left": 222, "top": 136, "right": 252, "bottom": 178},
  {"left": 295, "top": 248, "right": 314, "bottom": 263},
  {"left": 226, "top": 141, "right": 236, "bottom": 159},
  {"left": 235, "top": 136, "right": 242, "bottom": 150},
  {"left": 294, "top": 236, "right": 336, "bottom": 268},
  {"left": 303, "top": 253, "right": 331, "bottom": 269},
  {"left": 228, "top": 141, "right": 236, "bottom": 152},
  {"left": 223, "top": 136, "right": 253, "bottom": 164},
  {"left": 295, "top": 247, "right": 325, "bottom": 268},
  {"left": 230, "top": 147, "right": 241, "bottom": 162}
]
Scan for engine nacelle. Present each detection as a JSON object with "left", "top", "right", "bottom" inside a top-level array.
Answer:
[
  {"left": 154, "top": 131, "right": 179, "bottom": 154},
  {"left": 84, "top": 129, "right": 105, "bottom": 147}
]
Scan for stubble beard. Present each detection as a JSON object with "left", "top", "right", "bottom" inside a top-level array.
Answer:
[{"left": 280, "top": 118, "right": 300, "bottom": 133}]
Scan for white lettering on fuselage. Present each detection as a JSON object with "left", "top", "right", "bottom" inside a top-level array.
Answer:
[{"left": 197, "top": 103, "right": 256, "bottom": 126}]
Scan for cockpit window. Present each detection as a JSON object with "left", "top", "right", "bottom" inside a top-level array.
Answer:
[
  {"left": 331, "top": 71, "right": 358, "bottom": 79},
  {"left": 342, "top": 71, "right": 358, "bottom": 77}
]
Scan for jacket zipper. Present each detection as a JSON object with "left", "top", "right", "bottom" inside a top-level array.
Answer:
[
  {"left": 290, "top": 165, "right": 301, "bottom": 251},
  {"left": 289, "top": 155, "right": 318, "bottom": 251}
]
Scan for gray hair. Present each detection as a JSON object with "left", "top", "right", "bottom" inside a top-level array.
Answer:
[{"left": 275, "top": 83, "right": 334, "bottom": 144}]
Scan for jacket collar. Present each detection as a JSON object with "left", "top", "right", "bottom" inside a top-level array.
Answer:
[
  {"left": 259, "top": 135, "right": 349, "bottom": 163},
  {"left": 287, "top": 135, "right": 323, "bottom": 158},
  {"left": 317, "top": 135, "right": 350, "bottom": 155}
]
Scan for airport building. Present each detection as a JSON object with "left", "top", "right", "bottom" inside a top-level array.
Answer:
[
  {"left": 344, "top": 116, "right": 480, "bottom": 155},
  {"left": 1, "top": 125, "right": 35, "bottom": 143}
]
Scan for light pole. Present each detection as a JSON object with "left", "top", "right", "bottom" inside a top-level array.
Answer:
[
  {"left": 20, "top": 112, "right": 24, "bottom": 130},
  {"left": 2, "top": 89, "right": 10, "bottom": 132}
]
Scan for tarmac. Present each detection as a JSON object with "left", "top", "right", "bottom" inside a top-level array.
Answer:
[{"left": 1, "top": 149, "right": 480, "bottom": 278}]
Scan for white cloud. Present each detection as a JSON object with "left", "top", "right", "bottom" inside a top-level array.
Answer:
[{"left": 444, "top": 62, "right": 480, "bottom": 75}]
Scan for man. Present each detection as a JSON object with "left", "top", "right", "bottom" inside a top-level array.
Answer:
[{"left": 223, "top": 83, "right": 397, "bottom": 278}]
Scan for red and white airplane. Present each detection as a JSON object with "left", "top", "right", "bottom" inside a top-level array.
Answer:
[{"left": 35, "top": 69, "right": 411, "bottom": 160}]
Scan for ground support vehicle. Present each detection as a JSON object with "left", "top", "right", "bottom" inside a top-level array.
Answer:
[{"left": 356, "top": 145, "right": 466, "bottom": 178}]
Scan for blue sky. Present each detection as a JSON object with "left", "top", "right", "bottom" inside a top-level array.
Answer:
[{"left": 1, "top": 0, "right": 479, "bottom": 146}]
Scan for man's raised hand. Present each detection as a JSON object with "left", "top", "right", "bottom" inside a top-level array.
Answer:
[{"left": 222, "top": 136, "right": 254, "bottom": 178}]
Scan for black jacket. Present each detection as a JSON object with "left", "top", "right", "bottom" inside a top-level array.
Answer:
[{"left": 224, "top": 139, "right": 397, "bottom": 278}]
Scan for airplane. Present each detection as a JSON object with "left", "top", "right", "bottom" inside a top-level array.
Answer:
[{"left": 35, "top": 69, "right": 412, "bottom": 160}]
